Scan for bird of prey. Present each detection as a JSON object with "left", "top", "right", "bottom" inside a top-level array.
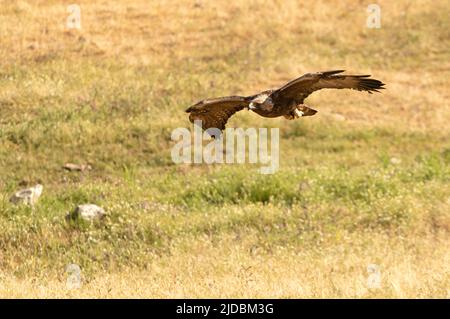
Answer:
[{"left": 185, "top": 70, "right": 385, "bottom": 131}]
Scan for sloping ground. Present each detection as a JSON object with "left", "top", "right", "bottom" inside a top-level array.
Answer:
[{"left": 0, "top": 0, "right": 449, "bottom": 297}]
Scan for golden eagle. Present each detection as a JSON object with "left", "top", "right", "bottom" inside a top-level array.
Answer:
[{"left": 186, "top": 70, "right": 385, "bottom": 131}]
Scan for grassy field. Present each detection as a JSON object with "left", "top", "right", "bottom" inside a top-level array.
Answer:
[{"left": 0, "top": 0, "right": 449, "bottom": 298}]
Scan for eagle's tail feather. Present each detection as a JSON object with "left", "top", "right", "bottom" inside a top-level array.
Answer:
[{"left": 297, "top": 105, "right": 318, "bottom": 117}]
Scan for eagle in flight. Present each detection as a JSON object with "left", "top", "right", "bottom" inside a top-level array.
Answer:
[{"left": 186, "top": 70, "right": 385, "bottom": 131}]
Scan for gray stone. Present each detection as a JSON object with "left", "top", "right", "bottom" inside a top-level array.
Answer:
[
  {"left": 10, "top": 184, "right": 43, "bottom": 206},
  {"left": 70, "top": 204, "right": 106, "bottom": 221}
]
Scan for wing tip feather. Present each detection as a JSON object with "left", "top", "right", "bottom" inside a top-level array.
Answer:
[{"left": 359, "top": 78, "right": 386, "bottom": 93}]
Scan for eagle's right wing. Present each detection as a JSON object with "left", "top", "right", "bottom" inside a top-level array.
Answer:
[{"left": 185, "top": 96, "right": 250, "bottom": 131}]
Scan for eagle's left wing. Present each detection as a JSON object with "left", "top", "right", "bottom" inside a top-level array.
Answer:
[
  {"left": 273, "top": 70, "right": 385, "bottom": 101},
  {"left": 185, "top": 96, "right": 250, "bottom": 131}
]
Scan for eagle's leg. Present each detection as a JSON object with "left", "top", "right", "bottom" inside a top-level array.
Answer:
[
  {"left": 283, "top": 106, "right": 310, "bottom": 120},
  {"left": 283, "top": 101, "right": 301, "bottom": 120},
  {"left": 284, "top": 102, "right": 318, "bottom": 120},
  {"left": 283, "top": 105, "right": 318, "bottom": 120}
]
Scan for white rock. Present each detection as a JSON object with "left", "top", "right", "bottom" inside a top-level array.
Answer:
[
  {"left": 390, "top": 157, "right": 402, "bottom": 165},
  {"left": 10, "top": 184, "right": 43, "bottom": 206},
  {"left": 71, "top": 204, "right": 106, "bottom": 221}
]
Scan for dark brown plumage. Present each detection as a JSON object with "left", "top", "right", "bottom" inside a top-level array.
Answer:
[
  {"left": 186, "top": 70, "right": 385, "bottom": 131},
  {"left": 185, "top": 96, "right": 252, "bottom": 131}
]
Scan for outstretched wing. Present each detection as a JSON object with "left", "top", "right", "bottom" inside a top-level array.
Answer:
[
  {"left": 273, "top": 70, "right": 385, "bottom": 101},
  {"left": 185, "top": 96, "right": 250, "bottom": 131}
]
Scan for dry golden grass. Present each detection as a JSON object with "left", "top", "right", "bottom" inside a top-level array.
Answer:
[
  {"left": 0, "top": 0, "right": 449, "bottom": 298},
  {"left": 1, "top": 233, "right": 449, "bottom": 298}
]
